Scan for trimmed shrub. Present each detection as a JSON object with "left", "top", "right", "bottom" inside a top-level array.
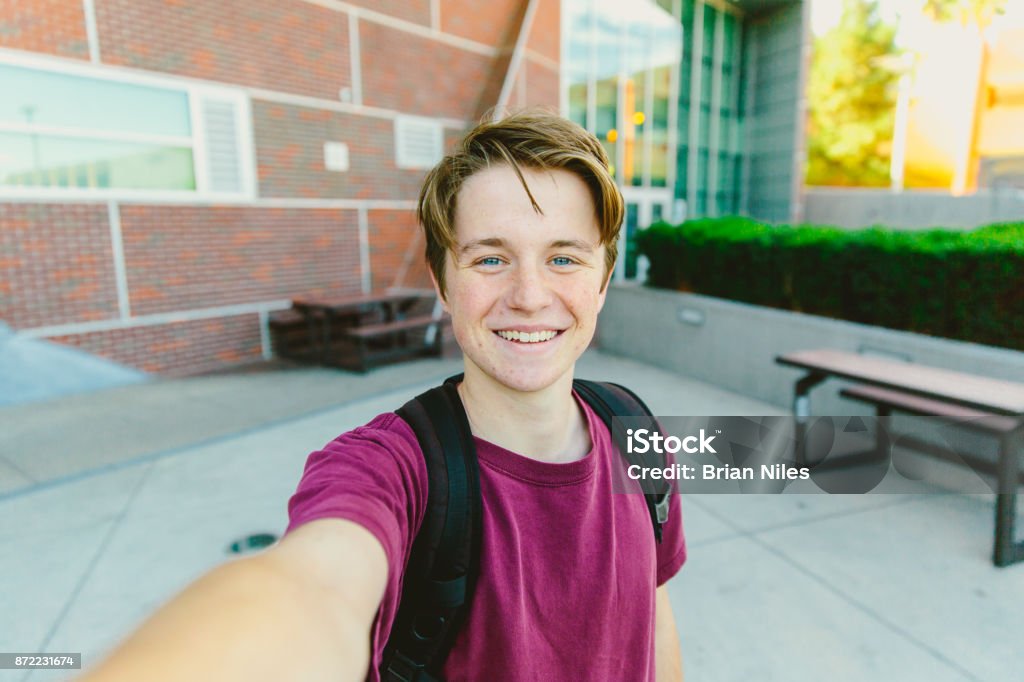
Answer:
[{"left": 635, "top": 217, "right": 1024, "bottom": 351}]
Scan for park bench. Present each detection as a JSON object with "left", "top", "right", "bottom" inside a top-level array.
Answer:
[
  {"left": 268, "top": 309, "right": 314, "bottom": 361},
  {"left": 279, "top": 292, "right": 444, "bottom": 371},
  {"left": 338, "top": 313, "right": 448, "bottom": 372},
  {"left": 777, "top": 349, "right": 1024, "bottom": 566},
  {"left": 839, "top": 383, "right": 1022, "bottom": 483}
]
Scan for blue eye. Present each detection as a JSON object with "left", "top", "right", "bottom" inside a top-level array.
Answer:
[
  {"left": 477, "top": 257, "right": 503, "bottom": 266},
  {"left": 551, "top": 256, "right": 574, "bottom": 266}
]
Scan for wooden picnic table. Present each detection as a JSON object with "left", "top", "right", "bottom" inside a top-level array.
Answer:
[
  {"left": 776, "top": 349, "right": 1024, "bottom": 566},
  {"left": 290, "top": 291, "right": 439, "bottom": 369}
]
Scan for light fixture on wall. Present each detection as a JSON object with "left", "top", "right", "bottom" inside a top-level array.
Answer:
[{"left": 678, "top": 307, "right": 705, "bottom": 326}]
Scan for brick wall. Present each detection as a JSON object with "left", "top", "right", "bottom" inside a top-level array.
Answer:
[
  {"left": 442, "top": 0, "right": 522, "bottom": 47},
  {"left": 119, "top": 206, "right": 361, "bottom": 315},
  {"left": 253, "top": 101, "right": 428, "bottom": 200},
  {"left": 2, "top": 0, "right": 563, "bottom": 377},
  {"left": 95, "top": 0, "right": 350, "bottom": 100},
  {"left": 526, "top": 0, "right": 560, "bottom": 63},
  {"left": 52, "top": 313, "right": 263, "bottom": 375},
  {"left": 360, "top": 21, "right": 494, "bottom": 120},
  {"left": 368, "top": 208, "right": 421, "bottom": 291},
  {"left": 525, "top": 60, "right": 560, "bottom": 109},
  {"left": 0, "top": 203, "right": 118, "bottom": 329},
  {"left": 347, "top": 0, "right": 432, "bottom": 26},
  {"left": 0, "top": 0, "right": 90, "bottom": 59}
]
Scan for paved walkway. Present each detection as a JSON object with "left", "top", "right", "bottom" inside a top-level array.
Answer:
[{"left": 0, "top": 350, "right": 1021, "bottom": 681}]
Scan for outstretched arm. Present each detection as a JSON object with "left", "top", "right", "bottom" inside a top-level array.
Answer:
[
  {"left": 77, "top": 518, "right": 387, "bottom": 682},
  {"left": 655, "top": 584, "right": 683, "bottom": 682}
]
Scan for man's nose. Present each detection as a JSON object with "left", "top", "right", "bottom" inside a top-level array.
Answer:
[{"left": 506, "top": 264, "right": 554, "bottom": 312}]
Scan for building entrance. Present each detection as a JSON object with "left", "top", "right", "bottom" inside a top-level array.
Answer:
[{"left": 616, "top": 187, "right": 675, "bottom": 282}]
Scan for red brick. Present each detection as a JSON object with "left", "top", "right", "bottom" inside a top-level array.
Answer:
[
  {"left": 441, "top": 0, "right": 521, "bottom": 47},
  {"left": 95, "top": 0, "right": 350, "bottom": 99},
  {"left": 0, "top": 203, "right": 118, "bottom": 329},
  {"left": 526, "top": 0, "right": 560, "bottom": 63},
  {"left": 119, "top": 205, "right": 362, "bottom": 315},
  {"left": 52, "top": 314, "right": 263, "bottom": 375},
  {"left": 347, "top": 1, "right": 431, "bottom": 26},
  {"left": 0, "top": 0, "right": 89, "bottom": 59},
  {"left": 366, "top": 208, "right": 433, "bottom": 292},
  {"left": 2, "top": 0, "right": 564, "bottom": 378},
  {"left": 524, "top": 58, "right": 560, "bottom": 109},
  {"left": 360, "top": 21, "right": 494, "bottom": 119},
  {"left": 253, "top": 101, "right": 427, "bottom": 200}
]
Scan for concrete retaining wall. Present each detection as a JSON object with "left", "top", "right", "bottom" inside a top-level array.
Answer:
[
  {"left": 596, "top": 285, "right": 1024, "bottom": 414},
  {"left": 803, "top": 188, "right": 1024, "bottom": 230}
]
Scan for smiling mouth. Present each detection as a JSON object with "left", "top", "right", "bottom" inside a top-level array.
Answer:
[{"left": 493, "top": 330, "right": 564, "bottom": 344}]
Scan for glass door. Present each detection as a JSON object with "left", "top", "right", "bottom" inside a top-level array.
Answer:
[{"left": 616, "top": 187, "right": 672, "bottom": 283}]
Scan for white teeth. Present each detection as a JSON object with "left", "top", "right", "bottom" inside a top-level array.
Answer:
[{"left": 496, "top": 330, "right": 559, "bottom": 343}]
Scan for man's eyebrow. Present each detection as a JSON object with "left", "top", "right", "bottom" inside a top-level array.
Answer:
[
  {"left": 458, "top": 237, "right": 598, "bottom": 253},
  {"left": 550, "top": 239, "right": 597, "bottom": 251},
  {"left": 459, "top": 238, "right": 506, "bottom": 253}
]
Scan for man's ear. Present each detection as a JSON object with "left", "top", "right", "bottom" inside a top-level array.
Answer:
[
  {"left": 596, "top": 264, "right": 614, "bottom": 313},
  {"left": 428, "top": 264, "right": 449, "bottom": 312},
  {"left": 602, "top": 265, "right": 615, "bottom": 292},
  {"left": 598, "top": 257, "right": 615, "bottom": 292}
]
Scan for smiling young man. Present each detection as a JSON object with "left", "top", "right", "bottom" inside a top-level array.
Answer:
[{"left": 77, "top": 112, "right": 685, "bottom": 682}]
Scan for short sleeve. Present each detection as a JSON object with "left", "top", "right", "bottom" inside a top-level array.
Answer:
[
  {"left": 284, "top": 413, "right": 428, "bottom": 581},
  {"left": 655, "top": 487, "right": 687, "bottom": 586}
]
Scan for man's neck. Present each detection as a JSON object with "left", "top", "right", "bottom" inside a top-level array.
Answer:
[{"left": 456, "top": 364, "right": 591, "bottom": 464}]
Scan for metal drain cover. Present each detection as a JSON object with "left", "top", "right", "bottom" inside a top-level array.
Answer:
[{"left": 228, "top": 532, "right": 278, "bottom": 554}]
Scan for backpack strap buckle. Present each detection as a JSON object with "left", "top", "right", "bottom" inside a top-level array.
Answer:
[
  {"left": 655, "top": 488, "right": 672, "bottom": 525},
  {"left": 384, "top": 651, "right": 441, "bottom": 682}
]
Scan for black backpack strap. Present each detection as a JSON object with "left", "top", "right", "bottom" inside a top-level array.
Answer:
[
  {"left": 384, "top": 374, "right": 481, "bottom": 682},
  {"left": 573, "top": 379, "right": 672, "bottom": 544}
]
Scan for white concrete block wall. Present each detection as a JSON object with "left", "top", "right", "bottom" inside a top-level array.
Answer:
[{"left": 597, "top": 285, "right": 1024, "bottom": 416}]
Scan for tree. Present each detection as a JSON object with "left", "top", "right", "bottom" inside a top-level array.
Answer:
[
  {"left": 806, "top": 0, "right": 900, "bottom": 187},
  {"left": 921, "top": 0, "right": 1006, "bottom": 28}
]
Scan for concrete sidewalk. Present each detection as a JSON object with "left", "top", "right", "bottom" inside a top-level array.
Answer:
[{"left": 0, "top": 350, "right": 1021, "bottom": 681}]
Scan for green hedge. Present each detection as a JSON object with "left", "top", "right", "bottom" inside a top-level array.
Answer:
[{"left": 635, "top": 217, "right": 1024, "bottom": 351}]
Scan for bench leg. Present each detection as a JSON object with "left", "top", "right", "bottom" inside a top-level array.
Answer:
[
  {"left": 994, "top": 429, "right": 1024, "bottom": 567},
  {"left": 303, "top": 313, "right": 321, "bottom": 363},
  {"left": 356, "top": 337, "right": 370, "bottom": 373},
  {"left": 792, "top": 372, "right": 826, "bottom": 466},
  {"left": 874, "top": 406, "right": 892, "bottom": 461}
]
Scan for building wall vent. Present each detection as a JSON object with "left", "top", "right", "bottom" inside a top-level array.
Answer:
[
  {"left": 200, "top": 96, "right": 243, "bottom": 193},
  {"left": 395, "top": 116, "right": 443, "bottom": 170}
]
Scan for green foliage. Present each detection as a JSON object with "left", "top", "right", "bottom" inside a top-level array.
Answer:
[
  {"left": 806, "top": 0, "right": 899, "bottom": 187},
  {"left": 635, "top": 216, "right": 1024, "bottom": 351},
  {"left": 922, "top": 0, "right": 1007, "bottom": 27}
]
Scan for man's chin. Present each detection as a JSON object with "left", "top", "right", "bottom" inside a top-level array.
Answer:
[{"left": 486, "top": 366, "right": 575, "bottom": 395}]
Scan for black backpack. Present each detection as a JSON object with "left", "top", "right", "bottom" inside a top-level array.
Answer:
[{"left": 381, "top": 374, "right": 671, "bottom": 682}]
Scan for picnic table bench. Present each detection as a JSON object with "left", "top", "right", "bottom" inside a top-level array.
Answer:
[
  {"left": 776, "top": 349, "right": 1024, "bottom": 567},
  {"left": 344, "top": 313, "right": 447, "bottom": 371},
  {"left": 271, "top": 291, "right": 446, "bottom": 372}
]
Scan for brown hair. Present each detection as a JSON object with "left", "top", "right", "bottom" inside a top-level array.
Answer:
[{"left": 418, "top": 109, "right": 624, "bottom": 298}]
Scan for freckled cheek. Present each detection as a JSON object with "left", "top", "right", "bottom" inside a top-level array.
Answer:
[
  {"left": 559, "top": 284, "right": 604, "bottom": 325},
  {"left": 444, "top": 287, "right": 493, "bottom": 351},
  {"left": 447, "top": 282, "right": 491, "bottom": 317}
]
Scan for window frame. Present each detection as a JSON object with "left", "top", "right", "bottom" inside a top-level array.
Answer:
[{"left": 0, "top": 51, "right": 256, "bottom": 201}]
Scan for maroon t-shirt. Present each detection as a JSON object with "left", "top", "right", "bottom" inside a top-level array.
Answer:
[{"left": 285, "top": 391, "right": 687, "bottom": 681}]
